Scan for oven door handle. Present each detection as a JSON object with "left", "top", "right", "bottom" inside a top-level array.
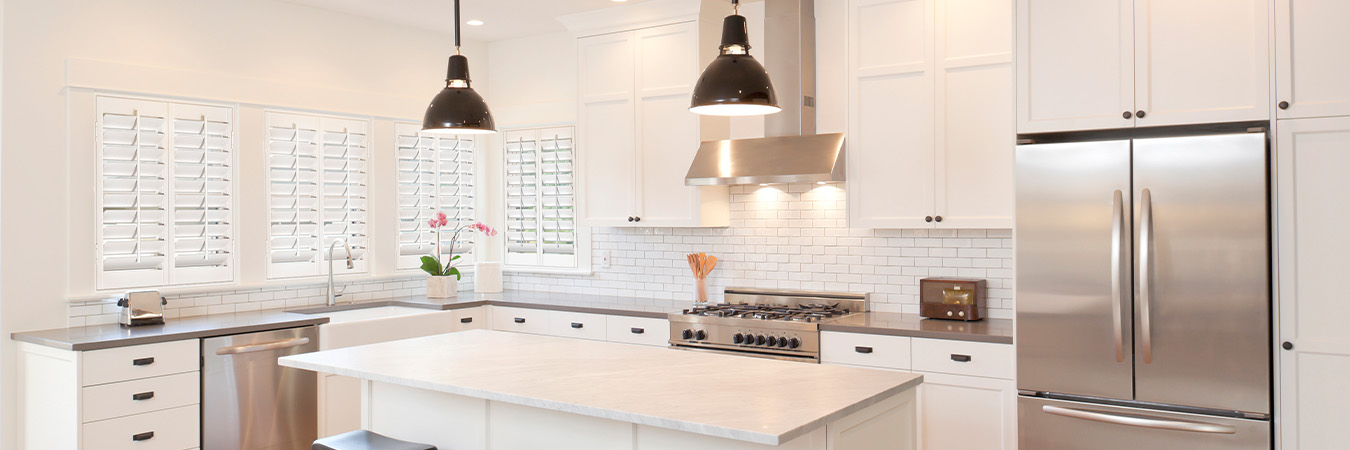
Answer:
[{"left": 667, "top": 344, "right": 819, "bottom": 363}]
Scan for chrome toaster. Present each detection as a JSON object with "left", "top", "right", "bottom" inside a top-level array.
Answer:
[{"left": 117, "top": 290, "right": 167, "bottom": 327}]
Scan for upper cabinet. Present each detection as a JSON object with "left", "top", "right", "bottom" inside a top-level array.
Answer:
[
  {"left": 1276, "top": 0, "right": 1350, "bottom": 119},
  {"left": 1017, "top": 0, "right": 1270, "bottom": 133},
  {"left": 848, "top": 0, "right": 1014, "bottom": 229},
  {"left": 576, "top": 21, "right": 729, "bottom": 228}
]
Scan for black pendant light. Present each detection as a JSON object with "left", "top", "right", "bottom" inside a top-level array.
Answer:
[
  {"left": 422, "top": 0, "right": 495, "bottom": 134},
  {"left": 690, "top": 0, "right": 780, "bottom": 116}
]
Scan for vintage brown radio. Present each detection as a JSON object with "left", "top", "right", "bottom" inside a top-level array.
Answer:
[{"left": 919, "top": 277, "right": 986, "bottom": 321}]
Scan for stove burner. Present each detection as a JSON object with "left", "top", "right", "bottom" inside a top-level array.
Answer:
[{"left": 682, "top": 302, "right": 851, "bottom": 323}]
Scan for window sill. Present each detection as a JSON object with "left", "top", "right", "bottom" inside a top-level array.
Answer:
[{"left": 503, "top": 266, "right": 593, "bottom": 277}]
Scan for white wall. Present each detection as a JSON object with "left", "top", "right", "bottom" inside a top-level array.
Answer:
[
  {"left": 0, "top": 1, "right": 482, "bottom": 447},
  {"left": 487, "top": 31, "right": 579, "bottom": 128}
]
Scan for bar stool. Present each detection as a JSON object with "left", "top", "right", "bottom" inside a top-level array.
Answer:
[{"left": 312, "top": 430, "right": 437, "bottom": 450}]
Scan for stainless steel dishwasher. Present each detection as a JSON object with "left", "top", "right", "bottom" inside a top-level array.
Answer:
[{"left": 202, "top": 326, "right": 319, "bottom": 450}]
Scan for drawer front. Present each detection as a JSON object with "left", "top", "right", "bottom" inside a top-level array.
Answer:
[
  {"left": 911, "top": 338, "right": 1013, "bottom": 379},
  {"left": 490, "top": 306, "right": 550, "bottom": 334},
  {"left": 547, "top": 311, "right": 608, "bottom": 341},
  {"left": 605, "top": 316, "right": 671, "bottom": 347},
  {"left": 821, "top": 332, "right": 911, "bottom": 370},
  {"left": 451, "top": 307, "right": 487, "bottom": 331},
  {"left": 81, "top": 340, "right": 199, "bottom": 386},
  {"left": 82, "top": 372, "right": 200, "bottom": 423},
  {"left": 81, "top": 404, "right": 199, "bottom": 450}
]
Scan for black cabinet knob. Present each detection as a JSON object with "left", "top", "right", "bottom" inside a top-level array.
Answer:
[
  {"left": 1123, "top": 111, "right": 1133, "bottom": 119},
  {"left": 132, "top": 357, "right": 155, "bottom": 366},
  {"left": 951, "top": 354, "right": 972, "bottom": 362},
  {"left": 634, "top": 217, "right": 641, "bottom": 222},
  {"left": 1282, "top": 341, "right": 1294, "bottom": 350},
  {"left": 1279, "top": 101, "right": 1290, "bottom": 110},
  {"left": 925, "top": 216, "right": 934, "bottom": 223},
  {"left": 855, "top": 346, "right": 874, "bottom": 354},
  {"left": 1136, "top": 110, "right": 1146, "bottom": 119},
  {"left": 513, "top": 317, "right": 526, "bottom": 323},
  {"left": 935, "top": 215, "right": 943, "bottom": 223},
  {"left": 132, "top": 391, "right": 155, "bottom": 401},
  {"left": 631, "top": 327, "right": 645, "bottom": 335},
  {"left": 132, "top": 431, "right": 155, "bottom": 442},
  {"left": 460, "top": 317, "right": 473, "bottom": 323},
  {"left": 570, "top": 322, "right": 584, "bottom": 329},
  {"left": 627, "top": 217, "right": 634, "bottom": 222}
]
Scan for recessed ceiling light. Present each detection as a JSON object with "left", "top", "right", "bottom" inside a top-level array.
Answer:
[
  {"left": 466, "top": 19, "right": 484, "bottom": 26},
  {"left": 612, "top": 0, "right": 628, "bottom": 2}
]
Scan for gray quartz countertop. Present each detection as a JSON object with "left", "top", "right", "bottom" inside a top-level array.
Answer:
[
  {"left": 280, "top": 330, "right": 924, "bottom": 445},
  {"left": 822, "top": 312, "right": 1014, "bottom": 344},
  {"left": 11, "top": 309, "right": 329, "bottom": 351}
]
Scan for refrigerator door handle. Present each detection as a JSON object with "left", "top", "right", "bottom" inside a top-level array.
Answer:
[
  {"left": 1139, "top": 188, "right": 1154, "bottom": 364},
  {"left": 1111, "top": 190, "right": 1126, "bottom": 363},
  {"left": 1042, "top": 405, "right": 1237, "bottom": 434}
]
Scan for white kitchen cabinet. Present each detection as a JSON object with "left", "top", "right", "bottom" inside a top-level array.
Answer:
[
  {"left": 490, "top": 306, "right": 551, "bottom": 334},
  {"left": 1017, "top": 0, "right": 1270, "bottom": 133},
  {"left": 605, "top": 316, "right": 671, "bottom": 347},
  {"left": 848, "top": 0, "right": 1014, "bottom": 229},
  {"left": 547, "top": 311, "right": 609, "bottom": 341},
  {"left": 1276, "top": 0, "right": 1350, "bottom": 119},
  {"left": 577, "top": 21, "right": 729, "bottom": 228},
  {"left": 1275, "top": 117, "right": 1350, "bottom": 449}
]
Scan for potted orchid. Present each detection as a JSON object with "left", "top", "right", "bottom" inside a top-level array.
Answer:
[{"left": 421, "top": 212, "right": 497, "bottom": 299}]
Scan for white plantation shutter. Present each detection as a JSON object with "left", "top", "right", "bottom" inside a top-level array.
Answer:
[
  {"left": 394, "top": 123, "right": 477, "bottom": 270},
  {"left": 97, "top": 96, "right": 235, "bottom": 289},
  {"left": 504, "top": 126, "right": 578, "bottom": 269},
  {"left": 267, "top": 112, "right": 369, "bottom": 278}
]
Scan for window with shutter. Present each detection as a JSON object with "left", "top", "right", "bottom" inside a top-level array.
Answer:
[
  {"left": 97, "top": 96, "right": 236, "bottom": 289},
  {"left": 394, "top": 123, "right": 477, "bottom": 270},
  {"left": 266, "top": 111, "right": 369, "bottom": 279},
  {"left": 504, "top": 126, "right": 580, "bottom": 269}
]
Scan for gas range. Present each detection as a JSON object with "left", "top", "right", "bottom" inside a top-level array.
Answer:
[{"left": 668, "top": 288, "right": 869, "bottom": 362}]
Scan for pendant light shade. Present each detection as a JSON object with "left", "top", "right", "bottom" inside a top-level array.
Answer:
[
  {"left": 690, "top": 3, "right": 780, "bottom": 117},
  {"left": 422, "top": 0, "right": 496, "bottom": 134}
]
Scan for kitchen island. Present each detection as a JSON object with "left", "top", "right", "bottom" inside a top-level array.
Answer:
[{"left": 280, "top": 329, "right": 922, "bottom": 449}]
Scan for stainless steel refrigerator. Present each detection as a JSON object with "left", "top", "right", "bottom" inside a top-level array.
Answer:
[{"left": 1015, "top": 131, "right": 1272, "bottom": 449}]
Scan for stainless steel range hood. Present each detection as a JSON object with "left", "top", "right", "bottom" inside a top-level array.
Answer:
[{"left": 686, "top": 0, "right": 843, "bottom": 186}]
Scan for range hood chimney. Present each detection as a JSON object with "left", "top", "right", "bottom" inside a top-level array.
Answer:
[{"left": 686, "top": 0, "right": 845, "bottom": 186}]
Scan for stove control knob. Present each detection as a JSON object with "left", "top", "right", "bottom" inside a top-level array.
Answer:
[
  {"left": 776, "top": 337, "right": 789, "bottom": 348},
  {"left": 694, "top": 330, "right": 708, "bottom": 341},
  {"left": 755, "top": 335, "right": 766, "bottom": 346},
  {"left": 733, "top": 333, "right": 746, "bottom": 344},
  {"left": 681, "top": 329, "right": 694, "bottom": 340},
  {"left": 766, "top": 336, "right": 778, "bottom": 347},
  {"left": 788, "top": 338, "right": 801, "bottom": 349}
]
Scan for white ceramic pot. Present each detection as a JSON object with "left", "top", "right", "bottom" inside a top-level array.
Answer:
[{"left": 426, "top": 275, "right": 458, "bottom": 299}]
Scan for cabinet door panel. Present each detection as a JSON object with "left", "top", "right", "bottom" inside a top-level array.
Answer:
[
  {"left": 1134, "top": 0, "right": 1270, "bottom": 126},
  {"left": 634, "top": 22, "right": 708, "bottom": 227},
  {"left": 848, "top": 0, "right": 936, "bottom": 229},
  {"left": 917, "top": 372, "right": 1016, "bottom": 450},
  {"left": 1277, "top": 118, "right": 1350, "bottom": 450},
  {"left": 578, "top": 33, "right": 637, "bottom": 227},
  {"left": 935, "top": 0, "right": 1014, "bottom": 228},
  {"left": 1016, "top": 0, "right": 1134, "bottom": 133},
  {"left": 1276, "top": 0, "right": 1350, "bottom": 118}
]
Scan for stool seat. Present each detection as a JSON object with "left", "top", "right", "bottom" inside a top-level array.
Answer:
[{"left": 312, "top": 430, "right": 437, "bottom": 450}]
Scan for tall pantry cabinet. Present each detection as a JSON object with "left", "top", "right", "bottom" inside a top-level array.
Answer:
[
  {"left": 846, "top": 0, "right": 1015, "bottom": 229},
  {"left": 1274, "top": 2, "right": 1350, "bottom": 449}
]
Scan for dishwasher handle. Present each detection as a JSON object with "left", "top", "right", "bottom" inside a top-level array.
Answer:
[{"left": 214, "top": 337, "right": 311, "bottom": 356}]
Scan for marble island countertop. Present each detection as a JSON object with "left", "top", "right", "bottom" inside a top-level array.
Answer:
[{"left": 279, "top": 329, "right": 924, "bottom": 445}]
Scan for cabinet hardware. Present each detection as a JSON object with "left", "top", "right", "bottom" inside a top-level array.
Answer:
[
  {"left": 132, "top": 357, "right": 155, "bottom": 366},
  {"left": 513, "top": 317, "right": 526, "bottom": 323},
  {"left": 935, "top": 215, "right": 943, "bottom": 223},
  {"left": 460, "top": 317, "right": 473, "bottom": 323},
  {"left": 1279, "top": 101, "right": 1290, "bottom": 110},
  {"left": 855, "top": 346, "right": 874, "bottom": 354},
  {"left": 132, "top": 431, "right": 155, "bottom": 442},
  {"left": 634, "top": 217, "right": 641, "bottom": 222},
  {"left": 950, "top": 354, "right": 972, "bottom": 362},
  {"left": 131, "top": 391, "right": 155, "bottom": 401},
  {"left": 1282, "top": 341, "right": 1294, "bottom": 350},
  {"left": 925, "top": 216, "right": 934, "bottom": 223},
  {"left": 571, "top": 322, "right": 584, "bottom": 329},
  {"left": 631, "top": 327, "right": 645, "bottom": 334},
  {"left": 1136, "top": 110, "right": 1146, "bottom": 119},
  {"left": 1123, "top": 111, "right": 1133, "bottom": 119}
]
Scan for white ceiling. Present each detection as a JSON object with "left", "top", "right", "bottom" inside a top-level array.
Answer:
[{"left": 280, "top": 0, "right": 657, "bottom": 42}]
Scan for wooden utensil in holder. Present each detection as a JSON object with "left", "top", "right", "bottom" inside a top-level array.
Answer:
[
  {"left": 686, "top": 253, "right": 717, "bottom": 306},
  {"left": 920, "top": 277, "right": 987, "bottom": 321}
]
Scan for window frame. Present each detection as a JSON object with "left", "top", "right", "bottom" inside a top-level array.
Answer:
[
  {"left": 393, "top": 122, "right": 483, "bottom": 272},
  {"left": 501, "top": 125, "right": 591, "bottom": 274}
]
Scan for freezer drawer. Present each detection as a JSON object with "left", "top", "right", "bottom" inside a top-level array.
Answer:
[{"left": 1018, "top": 396, "right": 1270, "bottom": 450}]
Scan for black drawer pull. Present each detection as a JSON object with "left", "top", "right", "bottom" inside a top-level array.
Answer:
[
  {"left": 631, "top": 327, "right": 645, "bottom": 334},
  {"left": 513, "top": 318, "right": 526, "bottom": 323},
  {"left": 571, "top": 322, "right": 584, "bottom": 329},
  {"left": 132, "top": 431, "right": 154, "bottom": 441},
  {"left": 460, "top": 317, "right": 473, "bottom": 323},
  {"left": 131, "top": 391, "right": 155, "bottom": 401},
  {"left": 951, "top": 354, "right": 972, "bottom": 362},
  {"left": 855, "top": 346, "right": 874, "bottom": 354},
  {"left": 132, "top": 357, "right": 155, "bottom": 366}
]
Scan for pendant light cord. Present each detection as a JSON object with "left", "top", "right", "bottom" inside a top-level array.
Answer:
[
  {"left": 732, "top": 0, "right": 738, "bottom": 15},
  {"left": 454, "top": 0, "right": 462, "bottom": 55}
]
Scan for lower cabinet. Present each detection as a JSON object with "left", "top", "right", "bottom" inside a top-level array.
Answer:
[
  {"left": 491, "top": 306, "right": 672, "bottom": 347},
  {"left": 820, "top": 332, "right": 1016, "bottom": 450}
]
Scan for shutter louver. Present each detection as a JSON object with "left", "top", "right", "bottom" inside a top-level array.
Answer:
[
  {"left": 504, "top": 126, "right": 577, "bottom": 269},
  {"left": 395, "top": 123, "right": 477, "bottom": 270}
]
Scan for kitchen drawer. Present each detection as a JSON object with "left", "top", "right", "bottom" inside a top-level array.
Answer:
[
  {"left": 547, "top": 311, "right": 608, "bottom": 341},
  {"left": 821, "top": 332, "right": 911, "bottom": 370},
  {"left": 604, "top": 316, "right": 670, "bottom": 347},
  {"left": 490, "top": 306, "right": 550, "bottom": 335},
  {"left": 81, "top": 340, "right": 199, "bottom": 386},
  {"left": 451, "top": 307, "right": 487, "bottom": 331},
  {"left": 911, "top": 338, "right": 1013, "bottom": 380},
  {"left": 81, "top": 404, "right": 199, "bottom": 450},
  {"left": 82, "top": 372, "right": 200, "bottom": 423}
]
